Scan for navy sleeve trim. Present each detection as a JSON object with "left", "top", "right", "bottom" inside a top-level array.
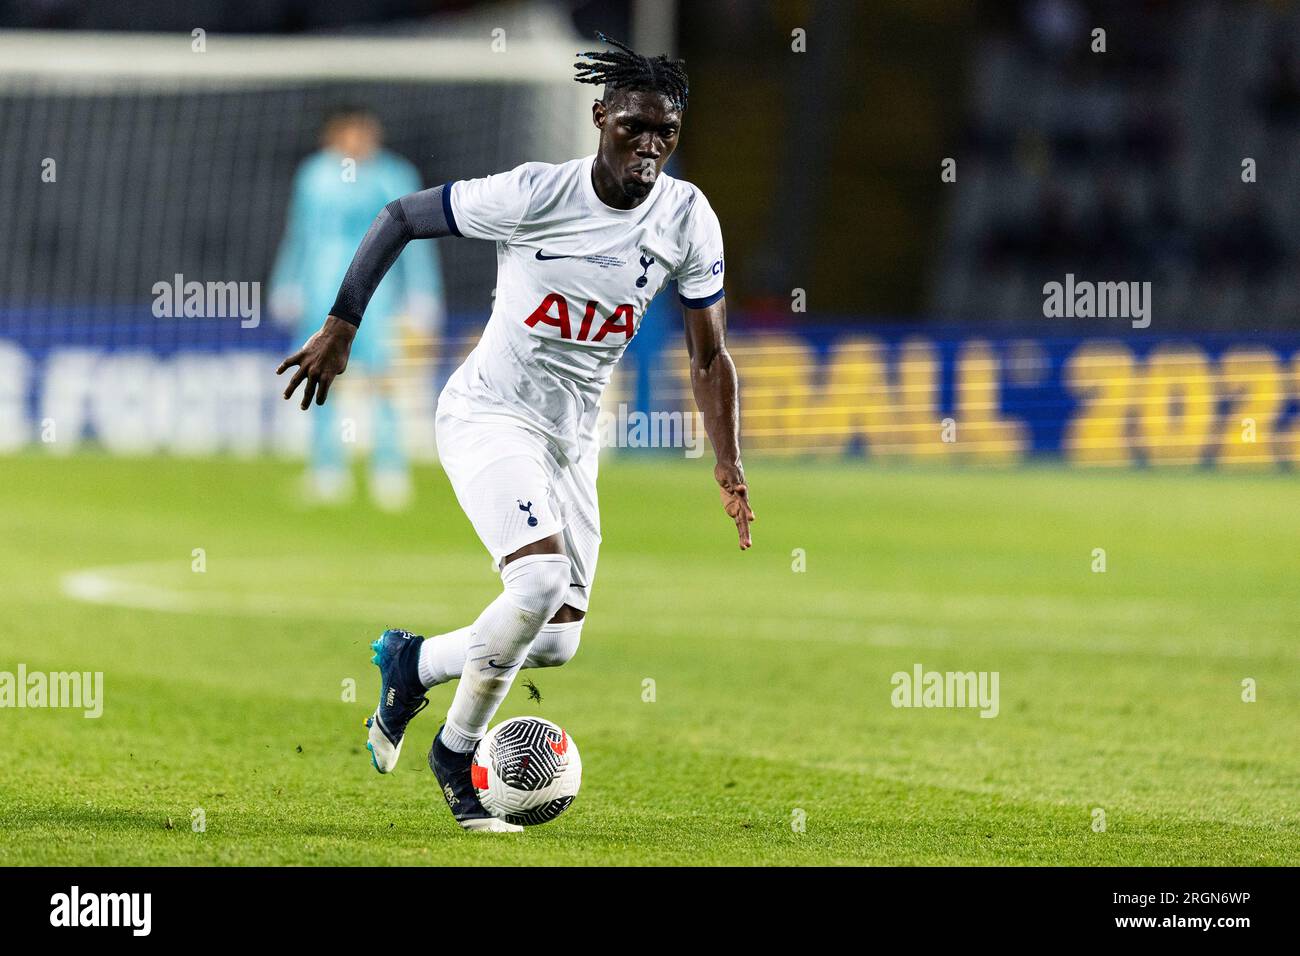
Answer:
[
  {"left": 441, "top": 181, "right": 462, "bottom": 237},
  {"left": 679, "top": 287, "right": 725, "bottom": 309}
]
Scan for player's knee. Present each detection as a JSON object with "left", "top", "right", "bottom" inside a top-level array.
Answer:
[
  {"left": 526, "top": 619, "right": 583, "bottom": 668},
  {"left": 548, "top": 603, "right": 585, "bottom": 624},
  {"left": 501, "top": 553, "right": 571, "bottom": 625}
]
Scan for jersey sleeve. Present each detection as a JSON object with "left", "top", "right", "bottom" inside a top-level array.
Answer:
[
  {"left": 446, "top": 163, "right": 538, "bottom": 242},
  {"left": 673, "top": 190, "right": 725, "bottom": 308},
  {"left": 386, "top": 157, "right": 445, "bottom": 331}
]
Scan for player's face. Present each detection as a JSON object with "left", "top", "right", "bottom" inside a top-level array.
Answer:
[{"left": 592, "top": 91, "right": 682, "bottom": 202}]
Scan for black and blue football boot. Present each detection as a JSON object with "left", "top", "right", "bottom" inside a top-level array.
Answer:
[{"left": 364, "top": 629, "right": 429, "bottom": 773}]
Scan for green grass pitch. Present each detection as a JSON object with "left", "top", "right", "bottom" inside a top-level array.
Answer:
[{"left": 0, "top": 452, "right": 1295, "bottom": 865}]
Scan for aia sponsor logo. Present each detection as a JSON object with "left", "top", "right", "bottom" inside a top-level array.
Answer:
[{"left": 524, "top": 293, "right": 636, "bottom": 343}]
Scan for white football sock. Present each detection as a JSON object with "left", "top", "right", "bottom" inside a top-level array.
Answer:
[
  {"left": 417, "top": 625, "right": 472, "bottom": 687},
  {"left": 441, "top": 554, "right": 570, "bottom": 752},
  {"left": 418, "top": 618, "right": 583, "bottom": 688}
]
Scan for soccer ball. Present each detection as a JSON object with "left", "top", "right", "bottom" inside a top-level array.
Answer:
[{"left": 471, "top": 717, "right": 581, "bottom": 826}]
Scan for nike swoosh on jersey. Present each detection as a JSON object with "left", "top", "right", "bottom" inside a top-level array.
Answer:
[{"left": 534, "top": 250, "right": 571, "bottom": 260}]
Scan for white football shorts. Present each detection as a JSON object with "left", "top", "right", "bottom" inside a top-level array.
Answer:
[{"left": 434, "top": 408, "right": 601, "bottom": 612}]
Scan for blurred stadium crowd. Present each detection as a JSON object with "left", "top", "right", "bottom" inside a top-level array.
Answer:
[{"left": 933, "top": 0, "right": 1300, "bottom": 330}]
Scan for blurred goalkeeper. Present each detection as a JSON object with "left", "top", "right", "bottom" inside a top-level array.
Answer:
[{"left": 271, "top": 105, "right": 443, "bottom": 510}]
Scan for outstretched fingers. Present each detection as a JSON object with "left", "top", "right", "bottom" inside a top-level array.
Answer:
[
  {"left": 722, "top": 484, "right": 755, "bottom": 550},
  {"left": 281, "top": 364, "right": 308, "bottom": 402},
  {"left": 276, "top": 349, "right": 305, "bottom": 376},
  {"left": 299, "top": 373, "right": 319, "bottom": 410}
]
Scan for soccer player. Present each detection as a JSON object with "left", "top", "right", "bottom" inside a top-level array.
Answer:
[
  {"left": 270, "top": 105, "right": 443, "bottom": 510},
  {"left": 277, "top": 35, "right": 754, "bottom": 831}
]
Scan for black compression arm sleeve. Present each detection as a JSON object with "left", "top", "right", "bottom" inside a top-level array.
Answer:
[{"left": 329, "top": 183, "right": 458, "bottom": 327}]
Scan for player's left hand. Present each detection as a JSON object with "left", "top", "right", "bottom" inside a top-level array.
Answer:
[
  {"left": 715, "top": 462, "right": 755, "bottom": 550},
  {"left": 277, "top": 315, "right": 355, "bottom": 409}
]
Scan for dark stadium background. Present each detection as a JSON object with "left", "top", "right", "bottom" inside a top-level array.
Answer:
[
  {"left": 4, "top": 0, "right": 1295, "bottom": 323},
  {"left": 2, "top": 0, "right": 1295, "bottom": 465}
]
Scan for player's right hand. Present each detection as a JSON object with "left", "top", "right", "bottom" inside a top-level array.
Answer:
[{"left": 277, "top": 314, "right": 355, "bottom": 409}]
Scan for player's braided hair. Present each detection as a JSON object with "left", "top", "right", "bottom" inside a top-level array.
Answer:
[{"left": 574, "top": 32, "right": 689, "bottom": 111}]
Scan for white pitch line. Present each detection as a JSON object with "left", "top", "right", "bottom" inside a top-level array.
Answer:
[{"left": 59, "top": 559, "right": 454, "bottom": 623}]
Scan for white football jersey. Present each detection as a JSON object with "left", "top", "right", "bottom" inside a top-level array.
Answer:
[{"left": 437, "top": 154, "right": 725, "bottom": 463}]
